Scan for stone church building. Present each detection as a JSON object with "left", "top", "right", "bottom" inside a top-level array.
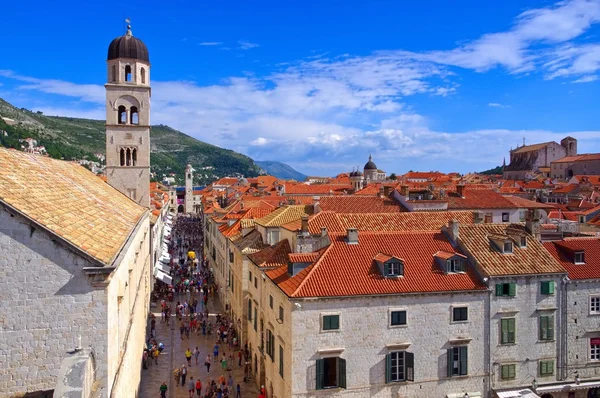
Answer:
[
  {"left": 0, "top": 24, "right": 153, "bottom": 398},
  {"left": 503, "top": 136, "right": 577, "bottom": 180}
]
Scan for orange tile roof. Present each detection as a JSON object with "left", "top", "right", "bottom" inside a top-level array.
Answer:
[
  {"left": 318, "top": 196, "right": 404, "bottom": 213},
  {"left": 543, "top": 238, "right": 600, "bottom": 280},
  {"left": 447, "top": 189, "right": 519, "bottom": 209},
  {"left": 284, "top": 183, "right": 352, "bottom": 195},
  {"left": 354, "top": 184, "right": 383, "bottom": 196},
  {"left": 502, "top": 196, "right": 555, "bottom": 210},
  {"left": 459, "top": 223, "right": 566, "bottom": 276},
  {"left": 214, "top": 177, "right": 239, "bottom": 186},
  {"left": 247, "top": 239, "right": 291, "bottom": 268},
  {"left": 553, "top": 185, "right": 578, "bottom": 194},
  {"left": 255, "top": 205, "right": 313, "bottom": 227},
  {"left": 0, "top": 148, "right": 146, "bottom": 265},
  {"left": 267, "top": 231, "right": 487, "bottom": 298},
  {"left": 552, "top": 154, "right": 600, "bottom": 163},
  {"left": 289, "top": 252, "right": 321, "bottom": 263},
  {"left": 403, "top": 171, "right": 445, "bottom": 180},
  {"left": 511, "top": 141, "right": 553, "bottom": 154}
]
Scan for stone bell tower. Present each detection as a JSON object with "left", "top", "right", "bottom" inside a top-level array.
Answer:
[
  {"left": 185, "top": 164, "right": 194, "bottom": 213},
  {"left": 105, "top": 22, "right": 151, "bottom": 207}
]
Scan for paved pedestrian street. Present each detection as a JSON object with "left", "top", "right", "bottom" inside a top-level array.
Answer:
[{"left": 139, "top": 295, "right": 260, "bottom": 398}]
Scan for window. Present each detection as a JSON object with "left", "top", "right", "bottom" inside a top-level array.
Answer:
[
  {"left": 141, "top": 67, "right": 146, "bottom": 84},
  {"left": 539, "top": 360, "right": 554, "bottom": 376},
  {"left": 125, "top": 65, "right": 132, "bottom": 82},
  {"left": 541, "top": 281, "right": 555, "bottom": 295},
  {"left": 447, "top": 259, "right": 463, "bottom": 273},
  {"left": 501, "top": 364, "right": 516, "bottom": 380},
  {"left": 575, "top": 251, "right": 585, "bottom": 264},
  {"left": 254, "top": 276, "right": 257, "bottom": 289},
  {"left": 125, "top": 148, "right": 131, "bottom": 166},
  {"left": 118, "top": 105, "right": 127, "bottom": 124},
  {"left": 591, "top": 340, "right": 600, "bottom": 361},
  {"left": 385, "top": 351, "right": 414, "bottom": 383},
  {"left": 447, "top": 346, "right": 468, "bottom": 376},
  {"left": 385, "top": 261, "right": 403, "bottom": 277},
  {"left": 539, "top": 315, "right": 554, "bottom": 341},
  {"left": 279, "top": 306, "right": 284, "bottom": 322},
  {"left": 269, "top": 295, "right": 273, "bottom": 309},
  {"left": 253, "top": 306, "right": 257, "bottom": 331},
  {"left": 485, "top": 213, "right": 493, "bottom": 223},
  {"left": 453, "top": 307, "right": 468, "bottom": 322},
  {"left": 500, "top": 318, "right": 516, "bottom": 344},
  {"left": 249, "top": 271, "right": 252, "bottom": 282},
  {"left": 390, "top": 310, "right": 407, "bottom": 326},
  {"left": 266, "top": 329, "right": 274, "bottom": 360},
  {"left": 112, "top": 65, "right": 116, "bottom": 82},
  {"left": 503, "top": 241, "right": 513, "bottom": 253},
  {"left": 322, "top": 315, "right": 340, "bottom": 331},
  {"left": 502, "top": 212, "right": 509, "bottom": 222},
  {"left": 248, "top": 300, "right": 252, "bottom": 321},
  {"left": 131, "top": 148, "right": 137, "bottom": 166},
  {"left": 316, "top": 357, "right": 346, "bottom": 389},
  {"left": 268, "top": 230, "right": 280, "bottom": 245},
  {"left": 590, "top": 297, "right": 600, "bottom": 314},
  {"left": 279, "top": 345, "right": 284, "bottom": 378},
  {"left": 496, "top": 283, "right": 516, "bottom": 297},
  {"left": 119, "top": 148, "right": 125, "bottom": 166},
  {"left": 520, "top": 236, "right": 527, "bottom": 247},
  {"left": 130, "top": 106, "right": 139, "bottom": 125}
]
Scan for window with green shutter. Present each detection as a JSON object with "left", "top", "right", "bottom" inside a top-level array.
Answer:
[
  {"left": 316, "top": 357, "right": 346, "bottom": 389},
  {"left": 500, "top": 318, "right": 516, "bottom": 344},
  {"left": 539, "top": 315, "right": 554, "bottom": 341},
  {"left": 500, "top": 364, "right": 516, "bottom": 380},
  {"left": 539, "top": 360, "right": 554, "bottom": 376},
  {"left": 323, "top": 315, "right": 340, "bottom": 331},
  {"left": 541, "top": 281, "right": 555, "bottom": 295},
  {"left": 496, "top": 283, "right": 517, "bottom": 297},
  {"left": 385, "top": 351, "right": 414, "bottom": 383},
  {"left": 447, "top": 346, "right": 468, "bottom": 376}
]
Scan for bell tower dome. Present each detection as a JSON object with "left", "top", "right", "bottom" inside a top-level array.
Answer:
[{"left": 105, "top": 21, "right": 151, "bottom": 207}]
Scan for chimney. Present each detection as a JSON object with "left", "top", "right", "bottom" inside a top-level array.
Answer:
[
  {"left": 346, "top": 228, "right": 358, "bottom": 244},
  {"left": 473, "top": 211, "right": 484, "bottom": 224},
  {"left": 321, "top": 227, "right": 327, "bottom": 237},
  {"left": 456, "top": 184, "right": 465, "bottom": 198},
  {"left": 312, "top": 196, "right": 321, "bottom": 213},
  {"left": 400, "top": 185, "right": 409, "bottom": 196},
  {"left": 447, "top": 220, "right": 460, "bottom": 243},
  {"left": 300, "top": 215, "right": 309, "bottom": 235},
  {"left": 525, "top": 209, "right": 541, "bottom": 241},
  {"left": 383, "top": 185, "right": 392, "bottom": 197},
  {"left": 379, "top": 186, "right": 385, "bottom": 198}
]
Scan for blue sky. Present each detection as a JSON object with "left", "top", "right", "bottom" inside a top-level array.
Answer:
[{"left": 1, "top": 0, "right": 600, "bottom": 176}]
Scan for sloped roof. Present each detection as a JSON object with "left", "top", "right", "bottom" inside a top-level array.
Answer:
[
  {"left": 511, "top": 142, "right": 553, "bottom": 154},
  {"left": 318, "top": 196, "right": 404, "bottom": 213},
  {"left": 0, "top": 148, "right": 145, "bottom": 265},
  {"left": 267, "top": 231, "right": 486, "bottom": 298},
  {"left": 247, "top": 239, "right": 291, "bottom": 268},
  {"left": 459, "top": 223, "right": 566, "bottom": 276},
  {"left": 502, "top": 195, "right": 555, "bottom": 210},
  {"left": 233, "top": 229, "right": 266, "bottom": 252},
  {"left": 254, "top": 205, "right": 313, "bottom": 227},
  {"left": 552, "top": 154, "right": 600, "bottom": 163},
  {"left": 447, "top": 189, "right": 519, "bottom": 209},
  {"left": 284, "top": 183, "right": 352, "bottom": 195},
  {"left": 543, "top": 238, "right": 600, "bottom": 280}
]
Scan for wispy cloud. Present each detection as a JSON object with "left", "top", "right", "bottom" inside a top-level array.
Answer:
[
  {"left": 488, "top": 102, "right": 509, "bottom": 108},
  {"left": 198, "top": 42, "right": 223, "bottom": 46},
  {"left": 572, "top": 75, "right": 598, "bottom": 82},
  {"left": 238, "top": 40, "right": 259, "bottom": 50}
]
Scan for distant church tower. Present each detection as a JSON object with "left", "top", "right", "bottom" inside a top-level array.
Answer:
[
  {"left": 185, "top": 164, "right": 194, "bottom": 213},
  {"left": 105, "top": 22, "right": 151, "bottom": 207}
]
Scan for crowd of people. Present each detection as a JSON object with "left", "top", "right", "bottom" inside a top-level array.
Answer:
[{"left": 143, "top": 214, "right": 262, "bottom": 398}]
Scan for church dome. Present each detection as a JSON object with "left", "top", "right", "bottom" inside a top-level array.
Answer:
[
  {"left": 364, "top": 155, "right": 377, "bottom": 171},
  {"left": 107, "top": 26, "right": 149, "bottom": 62}
]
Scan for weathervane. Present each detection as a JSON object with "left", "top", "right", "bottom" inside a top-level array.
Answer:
[{"left": 125, "top": 17, "right": 132, "bottom": 36}]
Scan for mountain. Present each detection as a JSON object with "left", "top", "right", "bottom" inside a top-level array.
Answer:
[
  {"left": 0, "top": 98, "right": 261, "bottom": 185},
  {"left": 480, "top": 165, "right": 503, "bottom": 175},
  {"left": 255, "top": 160, "right": 307, "bottom": 181}
]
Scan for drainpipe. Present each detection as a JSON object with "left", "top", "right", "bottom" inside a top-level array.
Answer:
[{"left": 560, "top": 277, "right": 569, "bottom": 380}]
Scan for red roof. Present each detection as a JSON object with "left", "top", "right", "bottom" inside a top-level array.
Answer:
[
  {"left": 247, "top": 239, "right": 291, "bottom": 268},
  {"left": 267, "top": 231, "right": 487, "bottom": 297},
  {"left": 552, "top": 154, "right": 600, "bottom": 163},
  {"left": 318, "top": 196, "right": 404, "bottom": 213},
  {"left": 543, "top": 238, "right": 600, "bottom": 280},
  {"left": 284, "top": 183, "right": 352, "bottom": 195},
  {"left": 447, "top": 189, "right": 519, "bottom": 209},
  {"left": 502, "top": 195, "right": 555, "bottom": 210}
]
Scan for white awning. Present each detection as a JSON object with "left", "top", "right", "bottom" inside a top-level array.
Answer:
[
  {"left": 155, "top": 270, "right": 172, "bottom": 285},
  {"left": 154, "top": 262, "right": 171, "bottom": 274},
  {"left": 447, "top": 392, "right": 482, "bottom": 398},
  {"left": 536, "top": 380, "right": 600, "bottom": 393},
  {"left": 495, "top": 389, "right": 540, "bottom": 398}
]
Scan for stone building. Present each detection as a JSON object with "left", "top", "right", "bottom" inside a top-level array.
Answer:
[
  {"left": 550, "top": 154, "right": 600, "bottom": 180},
  {"left": 503, "top": 137, "right": 577, "bottom": 180},
  {"left": 0, "top": 148, "right": 152, "bottom": 398},
  {"left": 105, "top": 23, "right": 151, "bottom": 207}
]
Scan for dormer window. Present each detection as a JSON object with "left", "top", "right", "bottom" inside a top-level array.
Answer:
[
  {"left": 386, "top": 261, "right": 404, "bottom": 277},
  {"left": 447, "top": 259, "right": 463, "bottom": 273},
  {"left": 503, "top": 241, "right": 513, "bottom": 253},
  {"left": 575, "top": 251, "right": 585, "bottom": 264},
  {"left": 434, "top": 251, "right": 467, "bottom": 274},
  {"left": 519, "top": 236, "right": 527, "bottom": 248}
]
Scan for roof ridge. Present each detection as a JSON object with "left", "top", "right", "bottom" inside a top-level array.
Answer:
[{"left": 290, "top": 242, "right": 335, "bottom": 297}]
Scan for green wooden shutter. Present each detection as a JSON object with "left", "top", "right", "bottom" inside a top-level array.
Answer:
[
  {"left": 548, "top": 281, "right": 555, "bottom": 295},
  {"left": 508, "top": 318, "right": 515, "bottom": 343},
  {"left": 501, "top": 319, "right": 508, "bottom": 344},
  {"left": 541, "top": 281, "right": 549, "bottom": 295},
  {"left": 338, "top": 358, "right": 347, "bottom": 389},
  {"left": 316, "top": 359, "right": 324, "bottom": 390},
  {"left": 495, "top": 284, "right": 503, "bottom": 296},
  {"left": 405, "top": 352, "right": 414, "bottom": 381},
  {"left": 508, "top": 283, "right": 516, "bottom": 297},
  {"left": 501, "top": 365, "right": 508, "bottom": 380},
  {"left": 385, "top": 354, "right": 391, "bottom": 384},
  {"left": 459, "top": 346, "right": 468, "bottom": 376},
  {"left": 509, "top": 364, "right": 516, "bottom": 379},
  {"left": 447, "top": 348, "right": 453, "bottom": 377},
  {"left": 548, "top": 315, "right": 554, "bottom": 340},
  {"left": 540, "top": 361, "right": 547, "bottom": 376}
]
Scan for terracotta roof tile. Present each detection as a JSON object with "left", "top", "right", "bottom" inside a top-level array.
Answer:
[
  {"left": 289, "top": 252, "right": 321, "bottom": 263},
  {"left": 268, "top": 231, "right": 486, "bottom": 298},
  {"left": 459, "top": 223, "right": 566, "bottom": 276},
  {"left": 318, "top": 196, "right": 404, "bottom": 213},
  {"left": 502, "top": 195, "right": 555, "bottom": 210},
  {"left": 247, "top": 239, "right": 291, "bottom": 268},
  {"left": 552, "top": 154, "right": 600, "bottom": 163},
  {"left": 284, "top": 183, "right": 352, "bottom": 195},
  {"left": 0, "top": 148, "right": 145, "bottom": 265},
  {"left": 447, "top": 189, "right": 519, "bottom": 209},
  {"left": 543, "top": 238, "right": 600, "bottom": 280},
  {"left": 255, "top": 205, "right": 313, "bottom": 227}
]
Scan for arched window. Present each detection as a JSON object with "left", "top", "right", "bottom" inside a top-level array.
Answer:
[
  {"left": 132, "top": 148, "right": 137, "bottom": 166},
  {"left": 126, "top": 148, "right": 131, "bottom": 166},
  {"left": 112, "top": 65, "right": 116, "bottom": 82},
  {"left": 130, "top": 106, "right": 139, "bottom": 125},
  {"left": 120, "top": 148, "right": 125, "bottom": 166},
  {"left": 125, "top": 65, "right": 132, "bottom": 82},
  {"left": 118, "top": 106, "right": 127, "bottom": 124},
  {"left": 141, "top": 68, "right": 146, "bottom": 84}
]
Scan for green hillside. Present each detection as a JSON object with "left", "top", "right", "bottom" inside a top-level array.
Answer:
[
  {"left": 0, "top": 98, "right": 261, "bottom": 184},
  {"left": 255, "top": 160, "right": 306, "bottom": 181}
]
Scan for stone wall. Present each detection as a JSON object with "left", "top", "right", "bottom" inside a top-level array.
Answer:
[
  {"left": 0, "top": 206, "right": 107, "bottom": 397},
  {"left": 53, "top": 348, "right": 96, "bottom": 398}
]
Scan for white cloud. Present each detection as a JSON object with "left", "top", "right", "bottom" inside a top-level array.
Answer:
[
  {"left": 250, "top": 137, "right": 269, "bottom": 146},
  {"left": 488, "top": 102, "right": 509, "bottom": 108},
  {"left": 572, "top": 74, "right": 598, "bottom": 82},
  {"left": 238, "top": 40, "right": 259, "bottom": 50},
  {"left": 199, "top": 42, "right": 223, "bottom": 46}
]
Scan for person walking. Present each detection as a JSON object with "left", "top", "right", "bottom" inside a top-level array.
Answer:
[
  {"left": 185, "top": 348, "right": 193, "bottom": 366},
  {"left": 159, "top": 381, "right": 168, "bottom": 398},
  {"left": 181, "top": 364, "right": 188, "bottom": 386},
  {"left": 238, "top": 350, "right": 242, "bottom": 367},
  {"left": 205, "top": 355, "right": 211, "bottom": 373},
  {"left": 194, "top": 346, "right": 200, "bottom": 365},
  {"left": 236, "top": 384, "right": 241, "bottom": 398},
  {"left": 195, "top": 378, "right": 202, "bottom": 397},
  {"left": 188, "top": 377, "right": 195, "bottom": 398}
]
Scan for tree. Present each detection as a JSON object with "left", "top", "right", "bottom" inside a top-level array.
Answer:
[{"left": 388, "top": 173, "right": 397, "bottom": 180}]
